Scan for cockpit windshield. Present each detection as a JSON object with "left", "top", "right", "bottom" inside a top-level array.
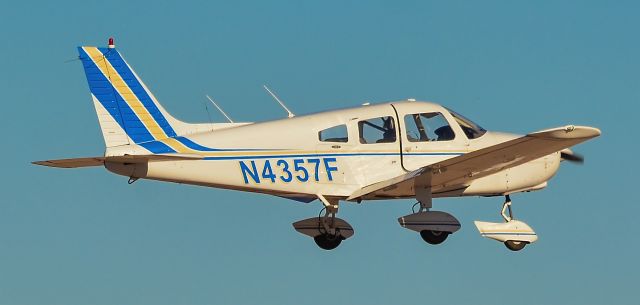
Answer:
[{"left": 445, "top": 108, "right": 487, "bottom": 139}]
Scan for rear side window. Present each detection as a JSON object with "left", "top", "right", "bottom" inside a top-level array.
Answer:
[
  {"left": 404, "top": 112, "right": 455, "bottom": 142},
  {"left": 358, "top": 116, "right": 396, "bottom": 144},
  {"left": 319, "top": 125, "right": 348, "bottom": 142}
]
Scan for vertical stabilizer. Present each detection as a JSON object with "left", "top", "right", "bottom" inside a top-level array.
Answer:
[{"left": 78, "top": 40, "right": 181, "bottom": 147}]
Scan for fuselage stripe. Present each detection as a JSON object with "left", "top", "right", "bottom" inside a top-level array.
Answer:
[{"left": 200, "top": 152, "right": 463, "bottom": 160}]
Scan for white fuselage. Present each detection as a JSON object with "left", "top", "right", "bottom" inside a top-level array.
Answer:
[{"left": 104, "top": 101, "right": 560, "bottom": 201}]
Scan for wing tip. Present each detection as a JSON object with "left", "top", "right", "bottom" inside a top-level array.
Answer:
[{"left": 530, "top": 125, "right": 601, "bottom": 139}]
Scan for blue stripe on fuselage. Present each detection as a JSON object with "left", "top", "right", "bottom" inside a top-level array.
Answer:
[
  {"left": 138, "top": 141, "right": 178, "bottom": 154},
  {"left": 174, "top": 136, "right": 222, "bottom": 151},
  {"left": 201, "top": 152, "right": 462, "bottom": 161},
  {"left": 173, "top": 137, "right": 282, "bottom": 152}
]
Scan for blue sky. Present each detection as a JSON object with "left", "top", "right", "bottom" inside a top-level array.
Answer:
[{"left": 1, "top": 1, "right": 637, "bottom": 304}]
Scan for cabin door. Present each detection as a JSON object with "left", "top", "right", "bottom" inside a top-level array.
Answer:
[{"left": 391, "top": 103, "right": 469, "bottom": 171}]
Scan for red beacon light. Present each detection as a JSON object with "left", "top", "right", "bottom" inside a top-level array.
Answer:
[{"left": 108, "top": 37, "right": 115, "bottom": 49}]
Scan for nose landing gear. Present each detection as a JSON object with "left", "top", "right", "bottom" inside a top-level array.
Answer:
[
  {"left": 504, "top": 240, "right": 528, "bottom": 251},
  {"left": 474, "top": 195, "right": 538, "bottom": 251}
]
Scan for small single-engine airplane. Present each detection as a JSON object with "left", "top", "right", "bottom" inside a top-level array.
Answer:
[{"left": 34, "top": 38, "right": 601, "bottom": 251}]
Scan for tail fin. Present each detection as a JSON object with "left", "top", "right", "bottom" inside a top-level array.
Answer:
[{"left": 78, "top": 41, "right": 185, "bottom": 147}]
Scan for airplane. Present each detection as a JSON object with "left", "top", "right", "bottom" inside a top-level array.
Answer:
[{"left": 33, "top": 38, "right": 601, "bottom": 251}]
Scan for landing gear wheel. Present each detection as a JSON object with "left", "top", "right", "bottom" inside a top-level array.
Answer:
[
  {"left": 504, "top": 240, "right": 527, "bottom": 251},
  {"left": 314, "top": 233, "right": 343, "bottom": 250},
  {"left": 420, "top": 230, "right": 449, "bottom": 245}
]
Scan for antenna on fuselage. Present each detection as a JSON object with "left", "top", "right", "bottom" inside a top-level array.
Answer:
[
  {"left": 263, "top": 85, "right": 295, "bottom": 118},
  {"left": 205, "top": 95, "right": 234, "bottom": 123}
]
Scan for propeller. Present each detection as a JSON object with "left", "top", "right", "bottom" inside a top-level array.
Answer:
[{"left": 560, "top": 149, "right": 584, "bottom": 164}]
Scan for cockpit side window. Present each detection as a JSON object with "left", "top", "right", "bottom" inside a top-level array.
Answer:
[
  {"left": 358, "top": 116, "right": 396, "bottom": 144},
  {"left": 318, "top": 125, "right": 348, "bottom": 143},
  {"left": 446, "top": 108, "right": 487, "bottom": 139},
  {"left": 404, "top": 112, "right": 455, "bottom": 142}
]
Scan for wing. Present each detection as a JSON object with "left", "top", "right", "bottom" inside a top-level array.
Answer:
[
  {"left": 32, "top": 154, "right": 204, "bottom": 168},
  {"left": 347, "top": 125, "right": 601, "bottom": 200}
]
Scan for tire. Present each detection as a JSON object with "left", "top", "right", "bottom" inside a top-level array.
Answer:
[
  {"left": 314, "top": 234, "right": 343, "bottom": 250},
  {"left": 504, "top": 240, "right": 528, "bottom": 251},
  {"left": 419, "top": 230, "right": 449, "bottom": 245}
]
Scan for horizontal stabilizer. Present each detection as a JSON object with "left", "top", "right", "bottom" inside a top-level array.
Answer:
[
  {"left": 32, "top": 157, "right": 105, "bottom": 168},
  {"left": 106, "top": 153, "right": 204, "bottom": 163},
  {"left": 32, "top": 153, "right": 203, "bottom": 168}
]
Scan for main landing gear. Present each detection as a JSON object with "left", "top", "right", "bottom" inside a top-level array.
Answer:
[
  {"left": 398, "top": 194, "right": 461, "bottom": 246},
  {"left": 312, "top": 208, "right": 345, "bottom": 250},
  {"left": 474, "top": 195, "right": 538, "bottom": 251},
  {"left": 420, "top": 229, "right": 449, "bottom": 245},
  {"left": 292, "top": 195, "right": 354, "bottom": 250}
]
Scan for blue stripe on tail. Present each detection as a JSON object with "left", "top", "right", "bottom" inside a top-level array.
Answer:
[
  {"left": 78, "top": 47, "right": 176, "bottom": 154},
  {"left": 95, "top": 48, "right": 177, "bottom": 138}
]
